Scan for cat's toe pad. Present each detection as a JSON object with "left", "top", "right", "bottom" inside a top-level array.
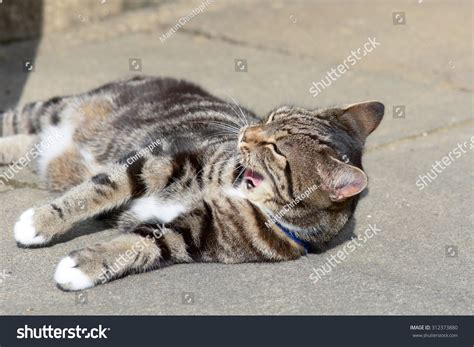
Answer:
[
  {"left": 54, "top": 256, "right": 94, "bottom": 291},
  {"left": 14, "top": 208, "right": 46, "bottom": 247}
]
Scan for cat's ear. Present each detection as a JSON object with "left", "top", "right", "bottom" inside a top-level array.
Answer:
[
  {"left": 320, "top": 157, "right": 368, "bottom": 202},
  {"left": 339, "top": 101, "right": 384, "bottom": 141}
]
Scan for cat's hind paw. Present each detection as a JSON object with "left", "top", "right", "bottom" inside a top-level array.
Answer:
[
  {"left": 14, "top": 208, "right": 47, "bottom": 247},
  {"left": 54, "top": 256, "right": 94, "bottom": 291}
]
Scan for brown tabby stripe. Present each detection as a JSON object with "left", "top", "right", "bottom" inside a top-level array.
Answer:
[
  {"left": 261, "top": 161, "right": 287, "bottom": 203},
  {"left": 283, "top": 163, "right": 295, "bottom": 199},
  {"left": 163, "top": 153, "right": 189, "bottom": 189},
  {"left": 173, "top": 225, "right": 199, "bottom": 259},
  {"left": 198, "top": 201, "right": 215, "bottom": 253},
  {"left": 125, "top": 156, "right": 147, "bottom": 197},
  {"left": 207, "top": 151, "right": 228, "bottom": 182},
  {"left": 155, "top": 237, "right": 172, "bottom": 261},
  {"left": 224, "top": 198, "right": 262, "bottom": 258},
  {"left": 12, "top": 109, "right": 18, "bottom": 134},
  {"left": 216, "top": 157, "right": 231, "bottom": 185},
  {"left": 129, "top": 224, "right": 156, "bottom": 239},
  {"left": 50, "top": 203, "right": 64, "bottom": 219},
  {"left": 213, "top": 211, "right": 235, "bottom": 256},
  {"left": 91, "top": 173, "right": 118, "bottom": 189},
  {"left": 132, "top": 222, "right": 172, "bottom": 261},
  {"left": 248, "top": 203, "right": 298, "bottom": 259}
]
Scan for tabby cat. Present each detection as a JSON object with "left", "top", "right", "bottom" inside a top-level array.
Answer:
[{"left": 0, "top": 76, "right": 384, "bottom": 291}]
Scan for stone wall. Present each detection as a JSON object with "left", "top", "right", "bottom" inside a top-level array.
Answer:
[{"left": 0, "top": 0, "right": 160, "bottom": 43}]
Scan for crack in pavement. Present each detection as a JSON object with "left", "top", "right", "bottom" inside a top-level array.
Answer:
[
  {"left": 175, "top": 26, "right": 473, "bottom": 95},
  {"left": 177, "top": 26, "right": 315, "bottom": 61},
  {"left": 366, "top": 118, "right": 474, "bottom": 153}
]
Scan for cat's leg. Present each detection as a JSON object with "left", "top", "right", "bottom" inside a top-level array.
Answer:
[
  {"left": 13, "top": 154, "right": 173, "bottom": 247},
  {"left": 0, "top": 134, "right": 38, "bottom": 165},
  {"left": 54, "top": 229, "right": 190, "bottom": 290}
]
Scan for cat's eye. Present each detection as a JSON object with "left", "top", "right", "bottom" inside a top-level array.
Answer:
[{"left": 270, "top": 143, "right": 284, "bottom": 156}]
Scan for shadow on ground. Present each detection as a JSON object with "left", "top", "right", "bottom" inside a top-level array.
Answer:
[{"left": 0, "top": 0, "right": 43, "bottom": 110}]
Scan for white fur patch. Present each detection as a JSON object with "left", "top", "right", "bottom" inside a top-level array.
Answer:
[
  {"left": 130, "top": 196, "right": 187, "bottom": 223},
  {"left": 37, "top": 115, "right": 75, "bottom": 178},
  {"left": 79, "top": 148, "right": 102, "bottom": 174},
  {"left": 14, "top": 208, "right": 46, "bottom": 246},
  {"left": 36, "top": 96, "right": 114, "bottom": 179},
  {"left": 54, "top": 256, "right": 94, "bottom": 291},
  {"left": 223, "top": 187, "right": 247, "bottom": 199}
]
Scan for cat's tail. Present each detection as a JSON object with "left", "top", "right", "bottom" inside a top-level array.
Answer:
[
  {"left": 1, "top": 108, "right": 20, "bottom": 137},
  {"left": 3, "top": 102, "right": 46, "bottom": 137},
  {"left": 0, "top": 97, "right": 63, "bottom": 137}
]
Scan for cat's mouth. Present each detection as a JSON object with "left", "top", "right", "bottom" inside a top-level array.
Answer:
[{"left": 243, "top": 169, "right": 264, "bottom": 189}]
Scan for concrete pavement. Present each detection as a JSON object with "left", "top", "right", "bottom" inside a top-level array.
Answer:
[{"left": 0, "top": 0, "right": 472, "bottom": 315}]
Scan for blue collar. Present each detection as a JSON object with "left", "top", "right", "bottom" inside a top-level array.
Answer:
[{"left": 274, "top": 220, "right": 311, "bottom": 254}]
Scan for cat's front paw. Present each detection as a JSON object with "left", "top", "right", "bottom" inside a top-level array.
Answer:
[
  {"left": 14, "top": 208, "right": 48, "bottom": 247},
  {"left": 54, "top": 256, "right": 94, "bottom": 291}
]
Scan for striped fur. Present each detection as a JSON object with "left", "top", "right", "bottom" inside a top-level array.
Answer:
[{"left": 3, "top": 76, "right": 384, "bottom": 290}]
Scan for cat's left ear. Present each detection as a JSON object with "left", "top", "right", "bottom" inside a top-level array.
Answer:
[
  {"left": 320, "top": 157, "right": 368, "bottom": 202},
  {"left": 340, "top": 101, "right": 384, "bottom": 141}
]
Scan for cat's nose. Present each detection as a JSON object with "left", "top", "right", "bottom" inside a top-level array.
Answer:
[{"left": 241, "top": 126, "right": 266, "bottom": 145}]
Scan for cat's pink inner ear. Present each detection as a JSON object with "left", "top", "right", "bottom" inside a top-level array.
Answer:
[
  {"left": 341, "top": 101, "right": 384, "bottom": 140},
  {"left": 325, "top": 158, "right": 368, "bottom": 202}
]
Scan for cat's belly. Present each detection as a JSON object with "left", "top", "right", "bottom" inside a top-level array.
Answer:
[
  {"left": 36, "top": 101, "right": 109, "bottom": 188},
  {"left": 130, "top": 196, "right": 189, "bottom": 223},
  {"left": 36, "top": 118, "right": 76, "bottom": 179}
]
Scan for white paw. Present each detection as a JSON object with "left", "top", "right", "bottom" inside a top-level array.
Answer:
[
  {"left": 14, "top": 208, "right": 46, "bottom": 246},
  {"left": 54, "top": 256, "right": 94, "bottom": 291}
]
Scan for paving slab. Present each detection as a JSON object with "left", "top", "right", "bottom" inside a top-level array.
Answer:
[{"left": 0, "top": 0, "right": 472, "bottom": 315}]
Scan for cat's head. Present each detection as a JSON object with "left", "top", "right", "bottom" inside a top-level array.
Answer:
[{"left": 238, "top": 101, "right": 384, "bottom": 229}]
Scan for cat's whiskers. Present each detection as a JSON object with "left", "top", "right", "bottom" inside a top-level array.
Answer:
[
  {"left": 223, "top": 102, "right": 247, "bottom": 128},
  {"left": 191, "top": 106, "right": 244, "bottom": 132},
  {"left": 199, "top": 105, "right": 246, "bottom": 130},
  {"left": 194, "top": 120, "right": 241, "bottom": 134},
  {"left": 204, "top": 131, "right": 239, "bottom": 140},
  {"left": 185, "top": 106, "right": 243, "bottom": 129},
  {"left": 223, "top": 92, "right": 250, "bottom": 127},
  {"left": 231, "top": 164, "right": 246, "bottom": 187}
]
